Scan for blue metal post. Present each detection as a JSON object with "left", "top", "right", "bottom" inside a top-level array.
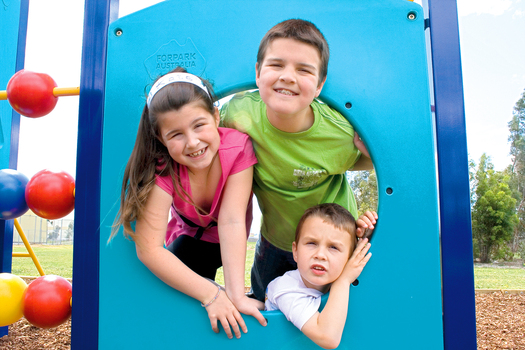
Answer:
[
  {"left": 71, "top": 1, "right": 118, "bottom": 348},
  {"left": 428, "top": 0, "right": 477, "bottom": 348}
]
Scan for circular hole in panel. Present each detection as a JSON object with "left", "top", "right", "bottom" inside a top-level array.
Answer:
[{"left": 217, "top": 91, "right": 379, "bottom": 290}]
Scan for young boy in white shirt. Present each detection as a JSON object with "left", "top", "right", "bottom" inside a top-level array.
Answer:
[{"left": 265, "top": 203, "right": 376, "bottom": 349}]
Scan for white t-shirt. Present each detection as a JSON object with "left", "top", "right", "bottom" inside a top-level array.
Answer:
[{"left": 265, "top": 269, "right": 324, "bottom": 330}]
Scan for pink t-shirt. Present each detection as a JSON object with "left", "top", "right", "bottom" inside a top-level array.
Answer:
[{"left": 155, "top": 127, "right": 257, "bottom": 245}]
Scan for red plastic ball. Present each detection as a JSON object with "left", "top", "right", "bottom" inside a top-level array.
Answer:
[
  {"left": 22, "top": 275, "right": 72, "bottom": 329},
  {"left": 25, "top": 170, "right": 75, "bottom": 220},
  {"left": 6, "top": 70, "right": 58, "bottom": 118}
]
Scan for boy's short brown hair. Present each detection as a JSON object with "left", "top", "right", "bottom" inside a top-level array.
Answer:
[
  {"left": 295, "top": 203, "right": 357, "bottom": 249},
  {"left": 257, "top": 19, "right": 330, "bottom": 86}
]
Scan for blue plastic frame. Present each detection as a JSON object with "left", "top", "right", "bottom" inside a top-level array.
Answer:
[
  {"left": 71, "top": 1, "right": 119, "bottom": 349},
  {"left": 428, "top": 0, "right": 477, "bottom": 348}
]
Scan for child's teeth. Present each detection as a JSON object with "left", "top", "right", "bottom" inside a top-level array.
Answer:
[
  {"left": 190, "top": 149, "right": 205, "bottom": 157},
  {"left": 278, "top": 89, "right": 294, "bottom": 96}
]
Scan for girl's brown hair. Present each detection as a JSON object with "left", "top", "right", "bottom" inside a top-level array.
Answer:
[{"left": 110, "top": 67, "right": 215, "bottom": 240}]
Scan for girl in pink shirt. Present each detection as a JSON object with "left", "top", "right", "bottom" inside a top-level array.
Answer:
[{"left": 112, "top": 67, "right": 266, "bottom": 339}]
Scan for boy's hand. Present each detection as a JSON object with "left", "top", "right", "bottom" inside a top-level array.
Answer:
[
  {"left": 356, "top": 210, "right": 378, "bottom": 238},
  {"left": 339, "top": 238, "right": 372, "bottom": 285},
  {"left": 354, "top": 132, "right": 370, "bottom": 158}
]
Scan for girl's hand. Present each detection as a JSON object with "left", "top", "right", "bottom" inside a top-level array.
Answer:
[
  {"left": 204, "top": 288, "right": 247, "bottom": 339},
  {"left": 230, "top": 294, "right": 267, "bottom": 327},
  {"left": 339, "top": 238, "right": 372, "bottom": 285},
  {"left": 356, "top": 210, "right": 378, "bottom": 238}
]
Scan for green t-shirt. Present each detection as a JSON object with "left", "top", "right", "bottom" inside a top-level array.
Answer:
[{"left": 220, "top": 91, "right": 361, "bottom": 252}]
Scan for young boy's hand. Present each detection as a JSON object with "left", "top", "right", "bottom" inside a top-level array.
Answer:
[
  {"left": 339, "top": 238, "right": 372, "bottom": 285},
  {"left": 356, "top": 210, "right": 378, "bottom": 238}
]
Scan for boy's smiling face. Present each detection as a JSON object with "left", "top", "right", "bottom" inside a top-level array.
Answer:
[
  {"left": 292, "top": 216, "right": 353, "bottom": 293},
  {"left": 256, "top": 38, "right": 325, "bottom": 133}
]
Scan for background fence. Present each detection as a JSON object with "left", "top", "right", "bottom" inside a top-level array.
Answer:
[{"left": 13, "top": 212, "right": 74, "bottom": 245}]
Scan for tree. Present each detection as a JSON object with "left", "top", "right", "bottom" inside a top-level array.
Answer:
[
  {"left": 47, "top": 224, "right": 61, "bottom": 243},
  {"left": 471, "top": 154, "right": 517, "bottom": 262},
  {"left": 507, "top": 89, "right": 525, "bottom": 256},
  {"left": 348, "top": 170, "right": 378, "bottom": 214},
  {"left": 66, "top": 221, "right": 74, "bottom": 240}
]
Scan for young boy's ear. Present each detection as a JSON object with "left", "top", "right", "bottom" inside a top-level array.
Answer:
[
  {"left": 292, "top": 241, "right": 298, "bottom": 263},
  {"left": 315, "top": 77, "right": 326, "bottom": 98},
  {"left": 255, "top": 62, "right": 261, "bottom": 88}
]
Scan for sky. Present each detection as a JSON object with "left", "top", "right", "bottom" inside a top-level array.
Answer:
[{"left": 10, "top": 0, "right": 525, "bottom": 184}]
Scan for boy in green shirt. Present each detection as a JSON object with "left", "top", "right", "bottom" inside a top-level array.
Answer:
[{"left": 221, "top": 19, "right": 372, "bottom": 302}]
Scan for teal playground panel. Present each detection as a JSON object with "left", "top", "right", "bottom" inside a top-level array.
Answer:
[
  {"left": 0, "top": 0, "right": 28, "bottom": 338},
  {"left": 0, "top": 4, "right": 21, "bottom": 182},
  {"left": 98, "top": 1, "right": 443, "bottom": 349},
  {"left": 0, "top": 1, "right": 26, "bottom": 185}
]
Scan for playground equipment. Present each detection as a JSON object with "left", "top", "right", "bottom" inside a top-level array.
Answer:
[
  {"left": 0, "top": 167, "right": 76, "bottom": 221},
  {"left": 0, "top": 273, "right": 72, "bottom": 329},
  {"left": 12, "top": 218, "right": 46, "bottom": 277},
  {"left": 23, "top": 275, "right": 73, "bottom": 329},
  {"left": 0, "top": 168, "right": 47, "bottom": 275},
  {"left": 0, "top": 169, "right": 29, "bottom": 220},
  {"left": 0, "top": 273, "right": 27, "bottom": 327},
  {"left": 25, "top": 169, "right": 76, "bottom": 220},
  {"left": 1, "top": 70, "right": 80, "bottom": 118},
  {"left": 2, "top": 0, "right": 477, "bottom": 349}
]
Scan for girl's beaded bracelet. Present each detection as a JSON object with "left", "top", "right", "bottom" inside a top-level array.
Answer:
[{"left": 201, "top": 284, "right": 225, "bottom": 308}]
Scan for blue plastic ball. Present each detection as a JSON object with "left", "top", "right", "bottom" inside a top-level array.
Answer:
[{"left": 0, "top": 169, "right": 30, "bottom": 220}]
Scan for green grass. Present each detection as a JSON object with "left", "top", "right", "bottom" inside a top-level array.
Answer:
[
  {"left": 10, "top": 243, "right": 525, "bottom": 290},
  {"left": 473, "top": 267, "right": 525, "bottom": 289},
  {"left": 11, "top": 244, "right": 73, "bottom": 278},
  {"left": 9, "top": 242, "right": 256, "bottom": 285}
]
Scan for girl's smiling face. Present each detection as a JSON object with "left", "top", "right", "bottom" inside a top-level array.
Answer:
[{"left": 157, "top": 101, "right": 220, "bottom": 174}]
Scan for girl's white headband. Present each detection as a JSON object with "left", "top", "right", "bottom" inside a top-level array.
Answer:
[{"left": 147, "top": 73, "right": 210, "bottom": 108}]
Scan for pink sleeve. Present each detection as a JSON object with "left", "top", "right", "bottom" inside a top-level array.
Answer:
[
  {"left": 155, "top": 174, "right": 174, "bottom": 195},
  {"left": 230, "top": 135, "right": 257, "bottom": 175}
]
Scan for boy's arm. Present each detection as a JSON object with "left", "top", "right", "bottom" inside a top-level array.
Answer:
[
  {"left": 351, "top": 132, "right": 373, "bottom": 170},
  {"left": 352, "top": 155, "right": 373, "bottom": 171},
  {"left": 300, "top": 238, "right": 372, "bottom": 349}
]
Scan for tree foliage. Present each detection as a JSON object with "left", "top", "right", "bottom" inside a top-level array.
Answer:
[
  {"left": 507, "top": 89, "right": 525, "bottom": 256},
  {"left": 471, "top": 154, "right": 517, "bottom": 262},
  {"left": 348, "top": 170, "right": 378, "bottom": 214}
]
